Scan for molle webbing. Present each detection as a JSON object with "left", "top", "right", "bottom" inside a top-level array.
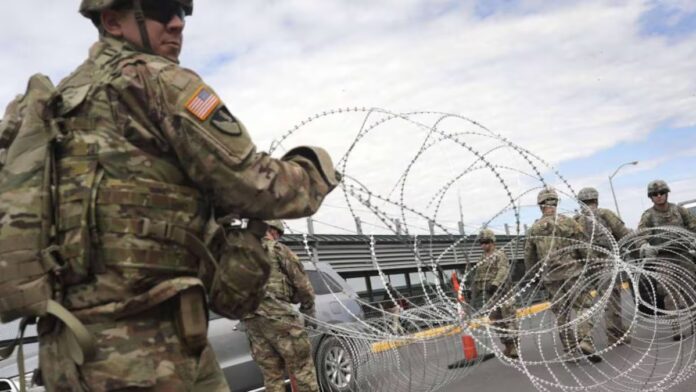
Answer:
[
  {"left": 55, "top": 132, "right": 206, "bottom": 275},
  {"left": 0, "top": 259, "right": 45, "bottom": 282},
  {"left": 57, "top": 183, "right": 206, "bottom": 273}
]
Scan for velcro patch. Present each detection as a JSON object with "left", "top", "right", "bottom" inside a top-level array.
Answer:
[
  {"left": 185, "top": 86, "right": 220, "bottom": 121},
  {"left": 211, "top": 106, "right": 242, "bottom": 136}
]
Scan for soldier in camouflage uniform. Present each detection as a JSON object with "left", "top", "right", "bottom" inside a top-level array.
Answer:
[
  {"left": 638, "top": 180, "right": 696, "bottom": 340},
  {"left": 471, "top": 229, "right": 519, "bottom": 358},
  {"left": 525, "top": 188, "right": 601, "bottom": 362},
  {"left": 37, "top": 1, "right": 339, "bottom": 390},
  {"left": 242, "top": 220, "right": 319, "bottom": 392},
  {"left": 574, "top": 187, "right": 632, "bottom": 345}
]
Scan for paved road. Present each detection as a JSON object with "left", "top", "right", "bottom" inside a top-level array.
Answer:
[
  {"left": 437, "top": 314, "right": 696, "bottom": 392},
  {"left": 361, "top": 303, "right": 696, "bottom": 392}
]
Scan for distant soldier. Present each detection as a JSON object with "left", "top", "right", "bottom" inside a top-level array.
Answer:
[
  {"left": 574, "top": 187, "right": 632, "bottom": 345},
  {"left": 242, "top": 220, "right": 319, "bottom": 392},
  {"left": 471, "top": 229, "right": 519, "bottom": 358},
  {"left": 638, "top": 180, "right": 696, "bottom": 340},
  {"left": 525, "top": 187, "right": 601, "bottom": 362}
]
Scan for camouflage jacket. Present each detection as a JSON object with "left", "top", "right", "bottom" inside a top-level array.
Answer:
[
  {"left": 638, "top": 202, "right": 696, "bottom": 248},
  {"left": 56, "top": 37, "right": 335, "bottom": 321},
  {"left": 524, "top": 212, "right": 587, "bottom": 282},
  {"left": 244, "top": 238, "right": 316, "bottom": 319},
  {"left": 574, "top": 207, "right": 631, "bottom": 250},
  {"left": 473, "top": 249, "right": 510, "bottom": 289}
]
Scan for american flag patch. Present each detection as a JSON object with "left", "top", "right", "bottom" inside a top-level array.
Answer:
[{"left": 185, "top": 86, "right": 220, "bottom": 121}]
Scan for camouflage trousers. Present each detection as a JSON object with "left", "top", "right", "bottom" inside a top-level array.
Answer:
[
  {"left": 656, "top": 258, "right": 696, "bottom": 312},
  {"left": 604, "top": 281, "right": 626, "bottom": 340},
  {"left": 640, "top": 257, "right": 696, "bottom": 315},
  {"left": 243, "top": 315, "right": 319, "bottom": 392},
  {"left": 471, "top": 285, "right": 518, "bottom": 345},
  {"left": 544, "top": 280, "right": 595, "bottom": 351},
  {"left": 39, "top": 304, "right": 228, "bottom": 391}
]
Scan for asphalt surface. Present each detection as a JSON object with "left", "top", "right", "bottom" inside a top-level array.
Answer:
[
  {"left": 360, "top": 293, "right": 696, "bottom": 392},
  {"left": 436, "top": 314, "right": 696, "bottom": 392}
]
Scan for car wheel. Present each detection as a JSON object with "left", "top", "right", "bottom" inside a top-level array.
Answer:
[{"left": 316, "top": 336, "right": 357, "bottom": 392}]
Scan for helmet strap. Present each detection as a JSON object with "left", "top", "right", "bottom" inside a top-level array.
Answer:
[{"left": 132, "top": 0, "right": 154, "bottom": 54}]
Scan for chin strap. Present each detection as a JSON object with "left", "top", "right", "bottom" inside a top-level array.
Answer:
[{"left": 132, "top": 0, "right": 153, "bottom": 54}]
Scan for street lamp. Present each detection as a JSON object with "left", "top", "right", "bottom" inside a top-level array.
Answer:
[{"left": 608, "top": 161, "right": 638, "bottom": 219}]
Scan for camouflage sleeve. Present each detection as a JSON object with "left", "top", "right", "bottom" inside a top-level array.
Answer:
[
  {"left": 492, "top": 251, "right": 510, "bottom": 288},
  {"left": 569, "top": 216, "right": 589, "bottom": 260},
  {"left": 279, "top": 243, "right": 316, "bottom": 317},
  {"left": 637, "top": 210, "right": 652, "bottom": 230},
  {"left": 601, "top": 209, "right": 632, "bottom": 240},
  {"left": 677, "top": 206, "right": 696, "bottom": 233},
  {"left": 147, "top": 65, "right": 338, "bottom": 219},
  {"left": 523, "top": 228, "right": 537, "bottom": 274},
  {"left": 573, "top": 214, "right": 588, "bottom": 238}
]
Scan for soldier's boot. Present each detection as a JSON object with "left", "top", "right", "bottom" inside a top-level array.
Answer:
[
  {"left": 671, "top": 322, "right": 683, "bottom": 341},
  {"left": 578, "top": 340, "right": 602, "bottom": 363},
  {"left": 502, "top": 342, "right": 518, "bottom": 359}
]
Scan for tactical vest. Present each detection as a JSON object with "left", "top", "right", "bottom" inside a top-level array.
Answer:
[
  {"left": 649, "top": 204, "right": 687, "bottom": 228},
  {"left": 55, "top": 46, "right": 208, "bottom": 309},
  {"left": 531, "top": 214, "right": 583, "bottom": 281},
  {"left": 646, "top": 203, "right": 691, "bottom": 247},
  {"left": 473, "top": 250, "right": 505, "bottom": 286},
  {"left": 263, "top": 239, "right": 293, "bottom": 303}
]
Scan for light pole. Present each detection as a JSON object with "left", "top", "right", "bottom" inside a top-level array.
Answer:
[{"left": 608, "top": 161, "right": 638, "bottom": 219}]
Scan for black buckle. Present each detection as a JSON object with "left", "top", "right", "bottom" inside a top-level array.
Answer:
[
  {"left": 138, "top": 218, "right": 152, "bottom": 237},
  {"left": 40, "top": 245, "right": 67, "bottom": 273}
]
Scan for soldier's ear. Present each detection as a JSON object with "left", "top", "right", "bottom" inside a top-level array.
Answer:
[{"left": 101, "top": 9, "right": 127, "bottom": 37}]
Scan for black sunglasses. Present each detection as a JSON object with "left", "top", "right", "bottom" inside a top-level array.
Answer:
[
  {"left": 140, "top": 1, "right": 186, "bottom": 24},
  {"left": 479, "top": 240, "right": 493, "bottom": 245},
  {"left": 649, "top": 191, "right": 668, "bottom": 198}
]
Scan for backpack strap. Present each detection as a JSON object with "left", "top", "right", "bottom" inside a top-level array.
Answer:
[{"left": 0, "top": 300, "right": 95, "bottom": 363}]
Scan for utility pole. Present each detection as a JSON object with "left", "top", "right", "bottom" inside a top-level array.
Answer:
[
  {"left": 608, "top": 161, "right": 638, "bottom": 219},
  {"left": 354, "top": 216, "right": 363, "bottom": 235}
]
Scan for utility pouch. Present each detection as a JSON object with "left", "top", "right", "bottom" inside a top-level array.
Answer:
[
  {"left": 205, "top": 217, "right": 270, "bottom": 320},
  {"left": 175, "top": 287, "right": 208, "bottom": 355}
]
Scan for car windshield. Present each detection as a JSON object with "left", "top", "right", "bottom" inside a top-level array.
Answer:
[{"left": 307, "top": 270, "right": 343, "bottom": 295}]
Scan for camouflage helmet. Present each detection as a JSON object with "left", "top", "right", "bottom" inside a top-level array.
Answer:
[
  {"left": 265, "top": 220, "right": 285, "bottom": 235},
  {"left": 577, "top": 187, "right": 599, "bottom": 202},
  {"left": 537, "top": 187, "right": 559, "bottom": 205},
  {"left": 479, "top": 229, "right": 496, "bottom": 243},
  {"left": 647, "top": 180, "right": 670, "bottom": 196},
  {"left": 79, "top": 0, "right": 194, "bottom": 19}
]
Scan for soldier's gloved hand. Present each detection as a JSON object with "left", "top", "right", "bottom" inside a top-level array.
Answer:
[
  {"left": 640, "top": 243, "right": 657, "bottom": 258},
  {"left": 301, "top": 313, "right": 318, "bottom": 329}
]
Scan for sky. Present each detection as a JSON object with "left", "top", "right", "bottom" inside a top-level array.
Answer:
[{"left": 1, "top": 0, "right": 695, "bottom": 235}]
